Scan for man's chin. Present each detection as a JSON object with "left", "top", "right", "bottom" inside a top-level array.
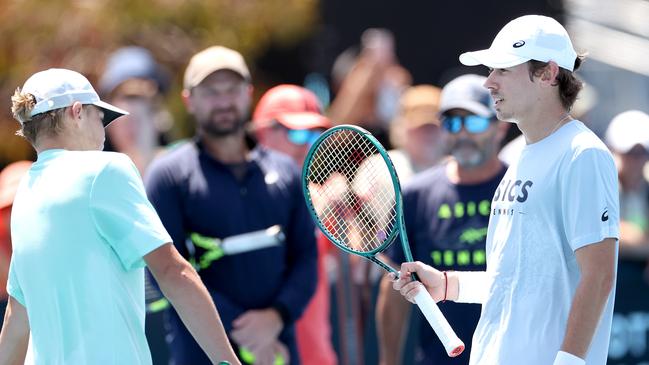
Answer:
[
  {"left": 453, "top": 152, "right": 484, "bottom": 168},
  {"left": 495, "top": 111, "right": 517, "bottom": 124},
  {"left": 204, "top": 125, "right": 244, "bottom": 138}
]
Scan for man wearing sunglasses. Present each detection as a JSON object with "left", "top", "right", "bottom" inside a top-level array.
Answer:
[
  {"left": 253, "top": 84, "right": 329, "bottom": 167},
  {"left": 377, "top": 74, "right": 508, "bottom": 365},
  {"left": 439, "top": 75, "right": 506, "bottom": 171}
]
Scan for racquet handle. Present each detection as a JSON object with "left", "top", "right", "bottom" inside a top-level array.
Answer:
[{"left": 414, "top": 290, "right": 465, "bottom": 357}]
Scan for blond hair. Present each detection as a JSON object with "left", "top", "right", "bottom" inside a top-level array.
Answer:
[{"left": 11, "top": 87, "right": 66, "bottom": 145}]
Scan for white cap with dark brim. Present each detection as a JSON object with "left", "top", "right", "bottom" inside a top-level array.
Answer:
[{"left": 23, "top": 68, "right": 128, "bottom": 127}]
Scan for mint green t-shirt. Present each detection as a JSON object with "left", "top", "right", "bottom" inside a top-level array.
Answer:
[{"left": 7, "top": 149, "right": 171, "bottom": 364}]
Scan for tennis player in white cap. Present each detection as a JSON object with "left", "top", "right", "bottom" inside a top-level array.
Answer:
[
  {"left": 0, "top": 68, "right": 239, "bottom": 364},
  {"left": 393, "top": 15, "right": 619, "bottom": 365}
]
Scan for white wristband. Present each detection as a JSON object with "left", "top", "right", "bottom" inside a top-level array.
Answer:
[
  {"left": 455, "top": 271, "right": 489, "bottom": 304},
  {"left": 553, "top": 351, "right": 585, "bottom": 365}
]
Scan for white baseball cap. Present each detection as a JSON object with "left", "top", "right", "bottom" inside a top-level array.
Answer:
[
  {"left": 605, "top": 110, "right": 649, "bottom": 154},
  {"left": 22, "top": 68, "right": 128, "bottom": 127},
  {"left": 459, "top": 15, "right": 578, "bottom": 71}
]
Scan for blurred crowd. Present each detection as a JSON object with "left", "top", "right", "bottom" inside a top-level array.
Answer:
[{"left": 1, "top": 24, "right": 648, "bottom": 365}]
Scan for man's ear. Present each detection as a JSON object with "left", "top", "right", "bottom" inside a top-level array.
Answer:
[
  {"left": 541, "top": 61, "right": 560, "bottom": 86},
  {"left": 68, "top": 102, "right": 84, "bottom": 128}
]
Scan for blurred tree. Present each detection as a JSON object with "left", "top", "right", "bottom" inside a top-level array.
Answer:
[{"left": 0, "top": 0, "right": 319, "bottom": 167}]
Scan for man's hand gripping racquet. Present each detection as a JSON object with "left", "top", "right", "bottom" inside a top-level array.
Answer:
[{"left": 301, "top": 125, "right": 464, "bottom": 357}]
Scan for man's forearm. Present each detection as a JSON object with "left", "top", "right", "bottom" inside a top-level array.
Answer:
[
  {"left": 0, "top": 297, "right": 30, "bottom": 365},
  {"left": 560, "top": 271, "right": 614, "bottom": 359},
  {"left": 150, "top": 252, "right": 240, "bottom": 364},
  {"left": 561, "top": 239, "right": 617, "bottom": 360}
]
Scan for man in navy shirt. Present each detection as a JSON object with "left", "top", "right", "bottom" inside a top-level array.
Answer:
[
  {"left": 376, "top": 74, "right": 507, "bottom": 365},
  {"left": 145, "top": 46, "right": 317, "bottom": 365}
]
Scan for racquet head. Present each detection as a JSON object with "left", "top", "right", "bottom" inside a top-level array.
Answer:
[
  {"left": 302, "top": 125, "right": 402, "bottom": 257},
  {"left": 302, "top": 125, "right": 465, "bottom": 357}
]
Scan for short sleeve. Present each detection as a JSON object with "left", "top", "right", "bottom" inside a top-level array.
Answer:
[
  {"left": 90, "top": 154, "right": 171, "bottom": 270},
  {"left": 561, "top": 148, "right": 620, "bottom": 251},
  {"left": 7, "top": 255, "right": 26, "bottom": 306}
]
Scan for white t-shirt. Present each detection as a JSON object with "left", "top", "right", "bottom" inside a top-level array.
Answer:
[
  {"left": 469, "top": 120, "right": 620, "bottom": 365},
  {"left": 8, "top": 149, "right": 171, "bottom": 364}
]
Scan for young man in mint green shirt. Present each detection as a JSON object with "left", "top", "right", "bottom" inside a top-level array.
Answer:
[{"left": 0, "top": 68, "right": 240, "bottom": 365}]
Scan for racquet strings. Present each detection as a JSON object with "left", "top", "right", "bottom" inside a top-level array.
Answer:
[{"left": 305, "top": 128, "right": 397, "bottom": 254}]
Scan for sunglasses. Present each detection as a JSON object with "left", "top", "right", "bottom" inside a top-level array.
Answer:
[
  {"left": 286, "top": 129, "right": 323, "bottom": 146},
  {"left": 442, "top": 115, "right": 493, "bottom": 134}
]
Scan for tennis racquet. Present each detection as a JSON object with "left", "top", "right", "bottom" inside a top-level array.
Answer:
[
  {"left": 146, "top": 226, "right": 285, "bottom": 314},
  {"left": 302, "top": 124, "right": 465, "bottom": 357}
]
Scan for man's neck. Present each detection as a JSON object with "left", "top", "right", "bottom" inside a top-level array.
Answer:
[
  {"left": 199, "top": 132, "right": 249, "bottom": 164},
  {"left": 35, "top": 136, "right": 87, "bottom": 154},
  {"left": 516, "top": 105, "right": 572, "bottom": 144},
  {"left": 446, "top": 157, "right": 503, "bottom": 185}
]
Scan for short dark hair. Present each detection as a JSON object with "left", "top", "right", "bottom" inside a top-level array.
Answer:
[{"left": 528, "top": 54, "right": 586, "bottom": 110}]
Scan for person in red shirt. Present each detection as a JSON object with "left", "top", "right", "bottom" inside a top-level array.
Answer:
[{"left": 0, "top": 160, "right": 32, "bottom": 328}]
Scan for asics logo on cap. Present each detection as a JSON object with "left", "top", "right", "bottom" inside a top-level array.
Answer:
[{"left": 512, "top": 40, "right": 526, "bottom": 48}]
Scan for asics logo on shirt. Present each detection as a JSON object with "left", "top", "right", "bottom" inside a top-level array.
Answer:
[
  {"left": 493, "top": 179, "right": 533, "bottom": 203},
  {"left": 601, "top": 209, "right": 609, "bottom": 222}
]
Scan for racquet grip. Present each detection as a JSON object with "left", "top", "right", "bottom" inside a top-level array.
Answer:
[{"left": 414, "top": 290, "right": 465, "bottom": 357}]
